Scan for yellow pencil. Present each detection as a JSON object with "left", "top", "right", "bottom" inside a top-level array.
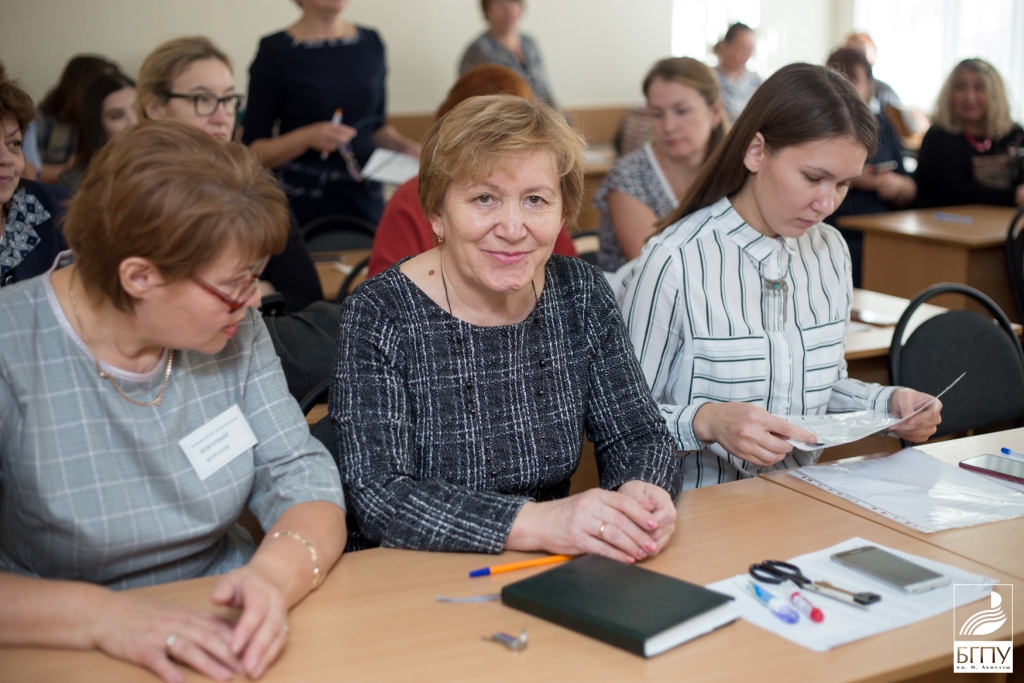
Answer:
[{"left": 469, "top": 555, "right": 573, "bottom": 577}]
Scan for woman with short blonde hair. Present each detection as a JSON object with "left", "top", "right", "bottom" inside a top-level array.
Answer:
[
  {"left": 367, "top": 65, "right": 578, "bottom": 277},
  {"left": 333, "top": 95, "right": 682, "bottom": 559},
  {"left": 916, "top": 58, "right": 1023, "bottom": 207},
  {"left": 0, "top": 120, "right": 346, "bottom": 682}
]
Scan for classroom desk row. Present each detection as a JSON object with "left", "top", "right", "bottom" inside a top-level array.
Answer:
[
  {"left": 839, "top": 204, "right": 1019, "bottom": 324},
  {"left": 4, "top": 431, "right": 1021, "bottom": 682}
]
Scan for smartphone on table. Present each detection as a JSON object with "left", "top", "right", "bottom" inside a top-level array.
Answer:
[
  {"left": 959, "top": 454, "right": 1024, "bottom": 486},
  {"left": 831, "top": 546, "right": 950, "bottom": 593}
]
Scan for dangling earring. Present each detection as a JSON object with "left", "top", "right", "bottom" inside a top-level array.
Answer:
[{"left": 436, "top": 233, "right": 444, "bottom": 245}]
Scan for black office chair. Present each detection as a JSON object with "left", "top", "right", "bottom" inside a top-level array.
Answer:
[
  {"left": 1003, "top": 205, "right": 1024, "bottom": 324},
  {"left": 338, "top": 255, "right": 371, "bottom": 301},
  {"left": 300, "top": 380, "right": 371, "bottom": 552},
  {"left": 302, "top": 214, "right": 376, "bottom": 253},
  {"left": 573, "top": 230, "right": 600, "bottom": 267},
  {"left": 889, "top": 283, "right": 1024, "bottom": 439}
]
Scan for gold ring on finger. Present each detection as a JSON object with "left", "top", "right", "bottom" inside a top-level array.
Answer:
[{"left": 598, "top": 522, "right": 606, "bottom": 541}]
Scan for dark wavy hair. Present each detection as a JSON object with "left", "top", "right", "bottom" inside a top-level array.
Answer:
[
  {"left": 40, "top": 54, "right": 117, "bottom": 122},
  {"left": 75, "top": 72, "right": 136, "bottom": 169}
]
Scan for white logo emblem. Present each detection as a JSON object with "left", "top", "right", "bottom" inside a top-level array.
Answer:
[{"left": 959, "top": 591, "right": 1008, "bottom": 637}]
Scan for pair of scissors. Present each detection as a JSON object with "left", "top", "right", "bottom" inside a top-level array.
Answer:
[{"left": 749, "top": 560, "right": 881, "bottom": 608}]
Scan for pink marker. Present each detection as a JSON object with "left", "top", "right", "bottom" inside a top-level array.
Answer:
[{"left": 790, "top": 590, "right": 824, "bottom": 623}]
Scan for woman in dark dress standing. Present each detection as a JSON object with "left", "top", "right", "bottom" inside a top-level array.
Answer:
[{"left": 244, "top": 0, "right": 419, "bottom": 229}]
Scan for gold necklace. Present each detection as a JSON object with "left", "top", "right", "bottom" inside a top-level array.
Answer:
[{"left": 68, "top": 270, "right": 173, "bottom": 408}]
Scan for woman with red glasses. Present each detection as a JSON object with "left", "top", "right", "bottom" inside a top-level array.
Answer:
[
  {"left": 0, "top": 120, "right": 346, "bottom": 682},
  {"left": 137, "top": 36, "right": 322, "bottom": 314}
]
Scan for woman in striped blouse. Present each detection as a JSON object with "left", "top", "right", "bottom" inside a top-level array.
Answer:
[{"left": 619, "top": 64, "right": 942, "bottom": 489}]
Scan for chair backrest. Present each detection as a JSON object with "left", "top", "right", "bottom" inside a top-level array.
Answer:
[
  {"left": 309, "top": 413, "right": 372, "bottom": 552},
  {"left": 889, "top": 283, "right": 1024, "bottom": 437},
  {"left": 302, "top": 214, "right": 376, "bottom": 252},
  {"left": 263, "top": 302, "right": 342, "bottom": 401},
  {"left": 299, "top": 379, "right": 331, "bottom": 416},
  {"left": 339, "top": 255, "right": 370, "bottom": 300},
  {"left": 573, "top": 230, "right": 600, "bottom": 268},
  {"left": 1004, "top": 205, "right": 1024, "bottom": 324}
]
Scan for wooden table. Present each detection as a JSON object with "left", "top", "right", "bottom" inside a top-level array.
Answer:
[
  {"left": 844, "top": 289, "right": 947, "bottom": 386},
  {"left": 762, "top": 427, "right": 1024, "bottom": 583},
  {"left": 312, "top": 249, "right": 371, "bottom": 302},
  {"left": 578, "top": 143, "right": 616, "bottom": 232},
  {"left": 838, "top": 205, "right": 1017, "bottom": 322},
  {"left": 3, "top": 476, "right": 1020, "bottom": 682}
]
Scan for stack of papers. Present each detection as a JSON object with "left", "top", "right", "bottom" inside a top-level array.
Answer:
[
  {"left": 361, "top": 149, "right": 419, "bottom": 185},
  {"left": 789, "top": 449, "right": 1024, "bottom": 532},
  {"left": 706, "top": 537, "right": 997, "bottom": 651}
]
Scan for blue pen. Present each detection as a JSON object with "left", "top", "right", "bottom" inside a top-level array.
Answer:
[
  {"left": 1000, "top": 447, "right": 1024, "bottom": 463},
  {"left": 745, "top": 580, "right": 800, "bottom": 624},
  {"left": 932, "top": 211, "right": 973, "bottom": 224}
]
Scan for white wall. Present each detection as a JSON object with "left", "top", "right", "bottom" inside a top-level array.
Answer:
[
  {"left": 0, "top": 0, "right": 674, "bottom": 115},
  {"left": 0, "top": 0, "right": 853, "bottom": 115},
  {"left": 759, "top": 0, "right": 839, "bottom": 73}
]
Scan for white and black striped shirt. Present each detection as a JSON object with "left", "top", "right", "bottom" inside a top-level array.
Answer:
[{"left": 619, "top": 197, "right": 896, "bottom": 489}]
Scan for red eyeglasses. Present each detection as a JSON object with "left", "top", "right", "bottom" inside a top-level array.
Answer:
[{"left": 191, "top": 257, "right": 269, "bottom": 313}]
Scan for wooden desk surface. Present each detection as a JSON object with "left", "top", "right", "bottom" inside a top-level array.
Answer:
[
  {"left": 312, "top": 249, "right": 371, "bottom": 302},
  {"left": 837, "top": 205, "right": 1015, "bottom": 249},
  {"left": 844, "top": 289, "right": 946, "bottom": 361},
  {"left": 3, "top": 478, "right": 1019, "bottom": 682},
  {"left": 762, "top": 427, "right": 1024, "bottom": 582}
]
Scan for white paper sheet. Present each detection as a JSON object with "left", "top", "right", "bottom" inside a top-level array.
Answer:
[
  {"left": 706, "top": 537, "right": 997, "bottom": 651},
  {"left": 788, "top": 448, "right": 1024, "bottom": 532},
  {"left": 361, "top": 149, "right": 419, "bottom": 185},
  {"left": 786, "top": 373, "right": 964, "bottom": 451}
]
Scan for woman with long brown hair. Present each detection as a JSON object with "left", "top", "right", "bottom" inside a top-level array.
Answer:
[{"left": 618, "top": 63, "right": 942, "bottom": 489}]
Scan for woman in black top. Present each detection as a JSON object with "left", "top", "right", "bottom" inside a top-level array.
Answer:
[
  {"left": 825, "top": 48, "right": 916, "bottom": 287},
  {"left": 331, "top": 96, "right": 681, "bottom": 560},
  {"left": 916, "top": 58, "right": 1024, "bottom": 208},
  {"left": 244, "top": 0, "right": 419, "bottom": 228},
  {"left": 1, "top": 68, "right": 69, "bottom": 288}
]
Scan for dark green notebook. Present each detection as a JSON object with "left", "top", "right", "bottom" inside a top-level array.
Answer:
[{"left": 501, "top": 555, "right": 736, "bottom": 657}]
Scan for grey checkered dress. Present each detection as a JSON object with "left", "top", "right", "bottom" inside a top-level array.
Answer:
[
  {"left": 0, "top": 259, "right": 345, "bottom": 589},
  {"left": 330, "top": 255, "right": 681, "bottom": 553}
]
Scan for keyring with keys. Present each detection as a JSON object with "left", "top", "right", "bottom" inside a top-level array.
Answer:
[{"left": 749, "top": 560, "right": 881, "bottom": 608}]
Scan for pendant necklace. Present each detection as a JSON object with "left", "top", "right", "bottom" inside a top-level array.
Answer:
[
  {"left": 746, "top": 251, "right": 792, "bottom": 333},
  {"left": 68, "top": 270, "right": 174, "bottom": 408},
  {"left": 439, "top": 252, "right": 550, "bottom": 485}
]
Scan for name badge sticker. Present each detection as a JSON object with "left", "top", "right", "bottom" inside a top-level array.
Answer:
[{"left": 179, "top": 404, "right": 258, "bottom": 480}]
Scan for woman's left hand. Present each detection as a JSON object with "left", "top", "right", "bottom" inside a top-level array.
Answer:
[
  {"left": 210, "top": 567, "right": 289, "bottom": 680},
  {"left": 615, "top": 480, "right": 676, "bottom": 555},
  {"left": 888, "top": 388, "right": 942, "bottom": 442}
]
